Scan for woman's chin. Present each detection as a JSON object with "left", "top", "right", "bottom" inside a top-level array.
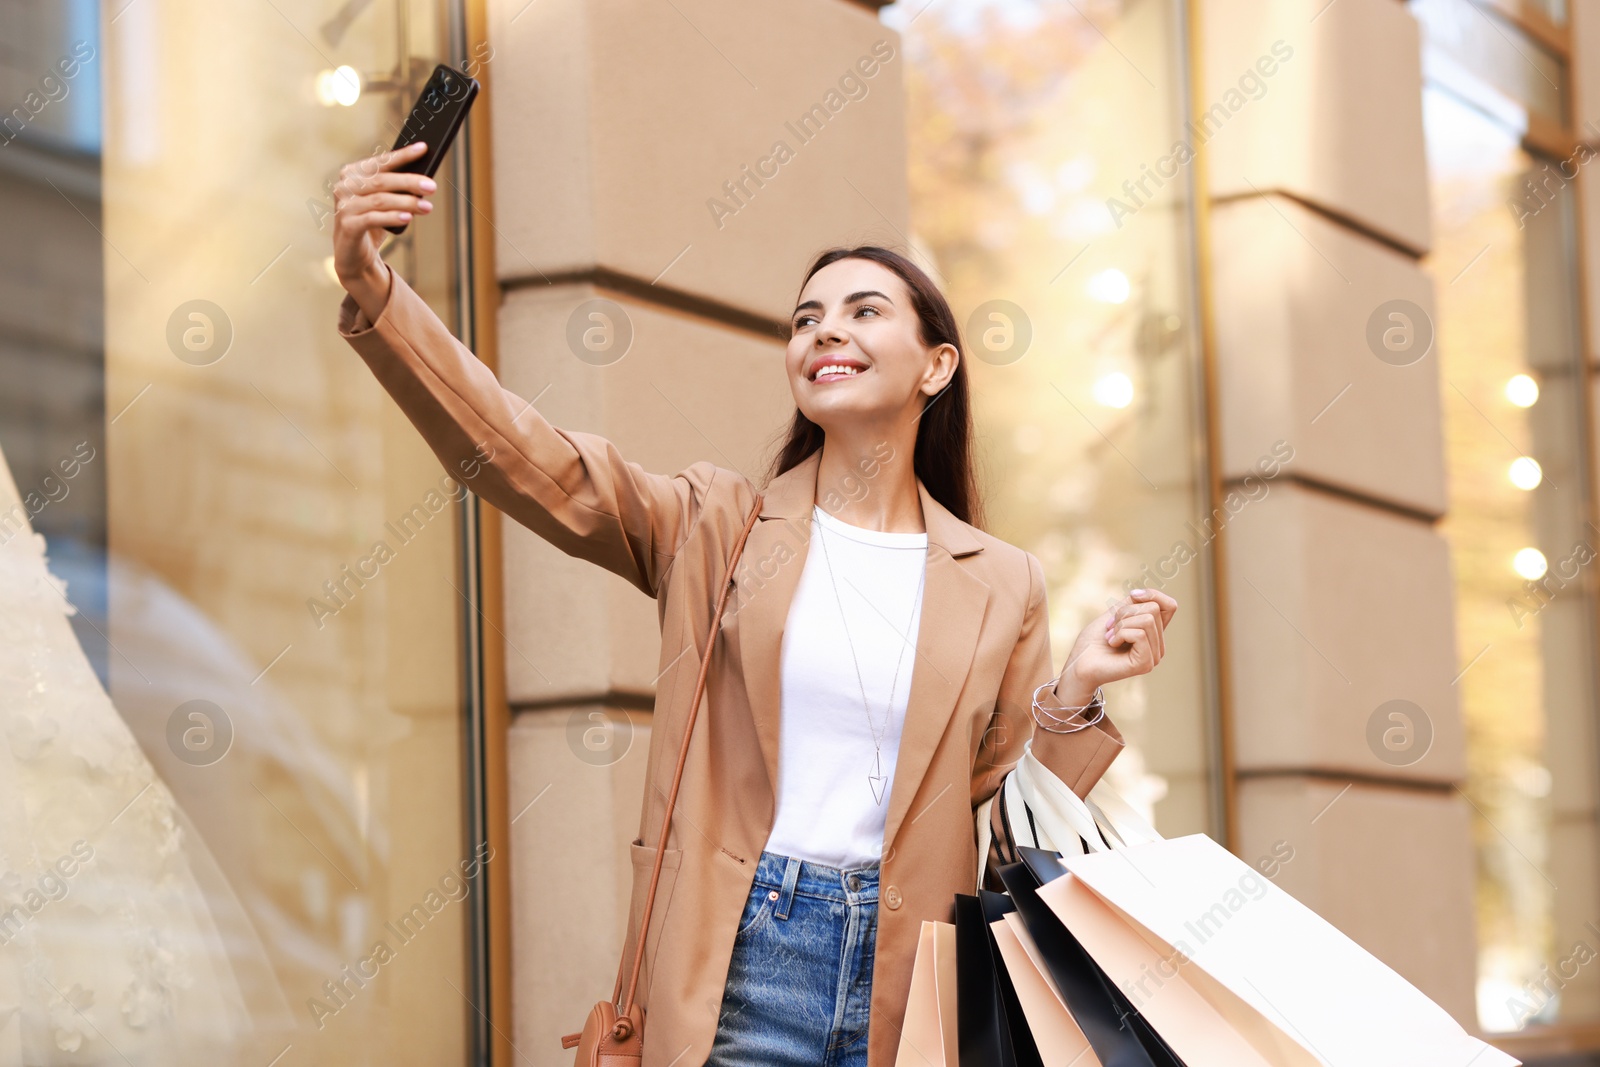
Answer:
[{"left": 797, "top": 397, "right": 883, "bottom": 432}]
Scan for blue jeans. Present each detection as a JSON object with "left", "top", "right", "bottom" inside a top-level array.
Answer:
[{"left": 704, "top": 849, "right": 880, "bottom": 1067}]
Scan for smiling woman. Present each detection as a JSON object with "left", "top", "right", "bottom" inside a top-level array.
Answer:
[{"left": 330, "top": 131, "right": 1176, "bottom": 1061}]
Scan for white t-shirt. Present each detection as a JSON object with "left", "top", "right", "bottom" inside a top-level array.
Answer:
[{"left": 763, "top": 505, "right": 929, "bottom": 869}]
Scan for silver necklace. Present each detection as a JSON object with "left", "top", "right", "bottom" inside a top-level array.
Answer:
[{"left": 814, "top": 508, "right": 927, "bottom": 806}]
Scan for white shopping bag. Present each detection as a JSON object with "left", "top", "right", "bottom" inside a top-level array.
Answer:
[{"left": 1051, "top": 834, "right": 1519, "bottom": 1067}]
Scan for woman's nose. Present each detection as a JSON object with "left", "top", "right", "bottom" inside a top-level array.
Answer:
[{"left": 815, "top": 320, "right": 846, "bottom": 345}]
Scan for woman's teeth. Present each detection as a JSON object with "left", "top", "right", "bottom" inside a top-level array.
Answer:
[{"left": 814, "top": 365, "right": 861, "bottom": 379}]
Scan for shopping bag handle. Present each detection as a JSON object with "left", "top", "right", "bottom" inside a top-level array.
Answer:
[{"left": 976, "top": 738, "right": 1164, "bottom": 887}]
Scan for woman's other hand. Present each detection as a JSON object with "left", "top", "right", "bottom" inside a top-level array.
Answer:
[
  {"left": 1052, "top": 588, "right": 1179, "bottom": 707},
  {"left": 332, "top": 140, "right": 435, "bottom": 321}
]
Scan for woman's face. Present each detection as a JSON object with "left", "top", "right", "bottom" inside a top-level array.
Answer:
[{"left": 785, "top": 258, "right": 957, "bottom": 435}]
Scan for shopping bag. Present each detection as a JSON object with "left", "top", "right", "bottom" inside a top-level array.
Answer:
[
  {"left": 1051, "top": 835, "right": 1521, "bottom": 1067},
  {"left": 954, "top": 891, "right": 1047, "bottom": 1067},
  {"left": 995, "top": 849, "right": 1185, "bottom": 1067},
  {"left": 896, "top": 920, "right": 960, "bottom": 1067},
  {"left": 988, "top": 909, "right": 1103, "bottom": 1067},
  {"left": 977, "top": 737, "right": 1160, "bottom": 889},
  {"left": 982, "top": 757, "right": 1267, "bottom": 1066},
  {"left": 1030, "top": 846, "right": 1278, "bottom": 1067}
]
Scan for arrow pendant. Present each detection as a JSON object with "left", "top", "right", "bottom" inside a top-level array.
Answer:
[{"left": 868, "top": 749, "right": 886, "bottom": 805}]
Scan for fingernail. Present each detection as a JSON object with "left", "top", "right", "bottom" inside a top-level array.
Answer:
[
  {"left": 1131, "top": 588, "right": 1148, "bottom": 596},
  {"left": 399, "top": 212, "right": 412, "bottom": 221},
  {"left": 418, "top": 200, "right": 433, "bottom": 211},
  {"left": 421, "top": 178, "right": 437, "bottom": 192}
]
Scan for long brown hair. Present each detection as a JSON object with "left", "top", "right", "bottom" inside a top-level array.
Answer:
[{"left": 767, "top": 245, "right": 982, "bottom": 528}]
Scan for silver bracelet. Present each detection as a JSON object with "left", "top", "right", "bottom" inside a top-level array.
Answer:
[{"left": 1031, "top": 681, "right": 1106, "bottom": 734}]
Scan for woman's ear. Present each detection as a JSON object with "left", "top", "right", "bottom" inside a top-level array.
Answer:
[{"left": 921, "top": 342, "right": 960, "bottom": 397}]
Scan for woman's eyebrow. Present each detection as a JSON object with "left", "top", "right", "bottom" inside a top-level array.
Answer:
[{"left": 791, "top": 290, "right": 895, "bottom": 317}]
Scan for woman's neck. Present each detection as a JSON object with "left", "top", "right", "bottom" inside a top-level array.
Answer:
[{"left": 813, "top": 426, "right": 924, "bottom": 534}]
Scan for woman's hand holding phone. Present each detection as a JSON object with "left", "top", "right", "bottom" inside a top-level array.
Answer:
[{"left": 332, "top": 140, "right": 435, "bottom": 322}]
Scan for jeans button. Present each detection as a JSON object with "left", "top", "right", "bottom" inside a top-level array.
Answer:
[
  {"left": 847, "top": 873, "right": 860, "bottom": 891},
  {"left": 767, "top": 890, "right": 779, "bottom": 901},
  {"left": 884, "top": 885, "right": 902, "bottom": 910}
]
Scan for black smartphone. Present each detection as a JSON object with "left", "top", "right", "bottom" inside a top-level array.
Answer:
[{"left": 384, "top": 63, "right": 480, "bottom": 234}]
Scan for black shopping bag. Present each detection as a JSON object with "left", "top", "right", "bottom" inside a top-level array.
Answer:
[
  {"left": 953, "top": 891, "right": 1044, "bottom": 1067},
  {"left": 980, "top": 890, "right": 1049, "bottom": 1067},
  {"left": 993, "top": 846, "right": 1187, "bottom": 1067}
]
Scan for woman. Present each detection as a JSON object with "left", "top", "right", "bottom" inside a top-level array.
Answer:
[{"left": 331, "top": 141, "right": 1177, "bottom": 1067}]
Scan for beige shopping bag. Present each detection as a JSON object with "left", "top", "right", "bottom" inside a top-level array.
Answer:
[
  {"left": 988, "top": 912, "right": 1103, "bottom": 1067},
  {"left": 1053, "top": 835, "right": 1520, "bottom": 1067},
  {"left": 895, "top": 920, "right": 959, "bottom": 1067},
  {"left": 1036, "top": 869, "right": 1281, "bottom": 1067}
]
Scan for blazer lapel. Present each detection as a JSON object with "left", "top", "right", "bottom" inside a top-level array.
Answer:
[
  {"left": 734, "top": 453, "right": 991, "bottom": 848},
  {"left": 881, "top": 482, "right": 989, "bottom": 849},
  {"left": 734, "top": 453, "right": 819, "bottom": 798}
]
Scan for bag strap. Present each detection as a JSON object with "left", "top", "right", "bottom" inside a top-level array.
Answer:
[
  {"left": 1085, "top": 783, "right": 1161, "bottom": 848},
  {"left": 614, "top": 493, "right": 764, "bottom": 1017},
  {"left": 974, "top": 793, "right": 995, "bottom": 891},
  {"left": 1016, "top": 741, "right": 1111, "bottom": 854}
]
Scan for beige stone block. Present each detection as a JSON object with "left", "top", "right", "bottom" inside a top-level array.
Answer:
[
  {"left": 1580, "top": 166, "right": 1600, "bottom": 364},
  {"left": 495, "top": 283, "right": 791, "bottom": 704},
  {"left": 508, "top": 706, "right": 651, "bottom": 1059},
  {"left": 1211, "top": 195, "right": 1445, "bottom": 516},
  {"left": 1542, "top": 597, "right": 1600, "bottom": 816},
  {"left": 1547, "top": 817, "right": 1600, "bottom": 1022},
  {"left": 1520, "top": 155, "right": 1585, "bottom": 380},
  {"left": 1590, "top": 377, "right": 1600, "bottom": 505},
  {"left": 487, "top": 0, "right": 908, "bottom": 322},
  {"left": 501, "top": 525, "right": 650, "bottom": 704},
  {"left": 1200, "top": 0, "right": 1430, "bottom": 254},
  {"left": 1236, "top": 777, "right": 1478, "bottom": 1027},
  {"left": 1223, "top": 483, "right": 1466, "bottom": 782},
  {"left": 1574, "top": 1, "right": 1600, "bottom": 140}
]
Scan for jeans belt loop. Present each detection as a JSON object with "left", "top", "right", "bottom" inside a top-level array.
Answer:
[{"left": 775, "top": 856, "right": 802, "bottom": 920}]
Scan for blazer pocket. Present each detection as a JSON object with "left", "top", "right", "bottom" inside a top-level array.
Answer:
[{"left": 624, "top": 839, "right": 684, "bottom": 995}]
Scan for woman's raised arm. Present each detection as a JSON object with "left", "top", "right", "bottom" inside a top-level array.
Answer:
[{"left": 332, "top": 143, "right": 718, "bottom": 596}]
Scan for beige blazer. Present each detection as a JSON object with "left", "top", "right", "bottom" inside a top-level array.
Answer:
[{"left": 338, "top": 267, "right": 1125, "bottom": 1067}]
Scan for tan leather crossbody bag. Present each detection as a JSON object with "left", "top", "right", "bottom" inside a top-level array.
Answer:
[{"left": 561, "top": 494, "right": 763, "bottom": 1066}]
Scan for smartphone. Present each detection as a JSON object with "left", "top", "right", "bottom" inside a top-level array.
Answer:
[{"left": 384, "top": 63, "right": 480, "bottom": 234}]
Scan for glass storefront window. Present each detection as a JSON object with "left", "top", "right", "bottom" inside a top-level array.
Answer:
[
  {"left": 1413, "top": 0, "right": 1568, "bottom": 131},
  {"left": 889, "top": 0, "right": 1217, "bottom": 836},
  {"left": 1416, "top": 19, "right": 1600, "bottom": 1033},
  {"left": 2, "top": 1, "right": 484, "bottom": 1061}
]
